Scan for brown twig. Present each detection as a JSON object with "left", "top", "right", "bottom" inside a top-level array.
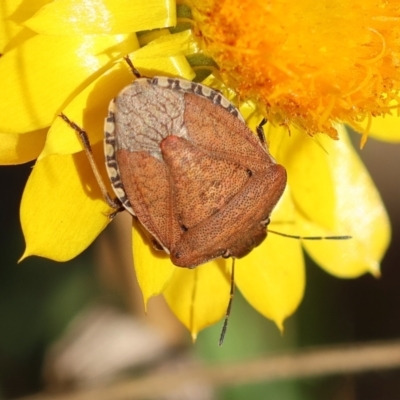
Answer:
[{"left": 20, "top": 339, "right": 400, "bottom": 400}]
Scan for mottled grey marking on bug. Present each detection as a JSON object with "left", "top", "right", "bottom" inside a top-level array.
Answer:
[{"left": 111, "top": 79, "right": 190, "bottom": 158}]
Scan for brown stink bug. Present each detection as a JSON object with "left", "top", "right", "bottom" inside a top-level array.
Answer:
[
  {"left": 103, "top": 71, "right": 287, "bottom": 268},
  {"left": 61, "top": 60, "right": 286, "bottom": 268}
]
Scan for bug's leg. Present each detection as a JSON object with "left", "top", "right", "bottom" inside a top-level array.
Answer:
[
  {"left": 123, "top": 55, "right": 141, "bottom": 78},
  {"left": 256, "top": 118, "right": 268, "bottom": 148},
  {"left": 59, "top": 113, "right": 123, "bottom": 217},
  {"left": 107, "top": 206, "right": 125, "bottom": 219}
]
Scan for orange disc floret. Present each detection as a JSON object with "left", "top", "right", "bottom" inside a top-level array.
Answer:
[{"left": 190, "top": 0, "right": 400, "bottom": 139}]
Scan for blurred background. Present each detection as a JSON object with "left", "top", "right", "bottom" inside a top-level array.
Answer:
[{"left": 1, "top": 130, "right": 400, "bottom": 400}]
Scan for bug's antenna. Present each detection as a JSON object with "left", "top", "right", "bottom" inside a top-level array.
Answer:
[
  {"left": 267, "top": 229, "right": 352, "bottom": 241},
  {"left": 256, "top": 118, "right": 268, "bottom": 147},
  {"left": 219, "top": 258, "right": 236, "bottom": 346}
]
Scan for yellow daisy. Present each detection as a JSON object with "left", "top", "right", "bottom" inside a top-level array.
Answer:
[{"left": 0, "top": 0, "right": 395, "bottom": 340}]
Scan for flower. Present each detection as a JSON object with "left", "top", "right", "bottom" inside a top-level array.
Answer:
[{"left": 0, "top": 0, "right": 395, "bottom": 339}]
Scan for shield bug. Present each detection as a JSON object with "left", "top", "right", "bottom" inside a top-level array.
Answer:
[
  {"left": 61, "top": 60, "right": 286, "bottom": 268},
  {"left": 102, "top": 69, "right": 287, "bottom": 268}
]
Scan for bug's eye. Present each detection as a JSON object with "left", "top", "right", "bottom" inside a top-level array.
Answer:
[
  {"left": 222, "top": 250, "right": 231, "bottom": 258},
  {"left": 261, "top": 217, "right": 271, "bottom": 227}
]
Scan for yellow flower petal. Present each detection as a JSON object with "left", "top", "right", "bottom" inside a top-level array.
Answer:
[
  {"left": 132, "top": 220, "right": 175, "bottom": 309},
  {"left": 269, "top": 124, "right": 390, "bottom": 277},
  {"left": 1, "top": 22, "right": 32, "bottom": 54},
  {"left": 236, "top": 235, "right": 304, "bottom": 332},
  {"left": 0, "top": 0, "right": 21, "bottom": 26},
  {"left": 268, "top": 127, "right": 337, "bottom": 231},
  {"left": 299, "top": 127, "right": 390, "bottom": 277},
  {"left": 25, "top": 0, "right": 176, "bottom": 35},
  {"left": 0, "top": 33, "right": 137, "bottom": 133},
  {"left": 163, "top": 259, "right": 230, "bottom": 340},
  {"left": 1, "top": 16, "right": 21, "bottom": 53},
  {"left": 368, "top": 113, "right": 400, "bottom": 143},
  {"left": 40, "top": 62, "right": 135, "bottom": 159},
  {"left": 21, "top": 144, "right": 112, "bottom": 261},
  {"left": 0, "top": 129, "right": 46, "bottom": 164},
  {"left": 1, "top": 0, "right": 51, "bottom": 22},
  {"left": 236, "top": 188, "right": 305, "bottom": 330},
  {"left": 297, "top": 211, "right": 386, "bottom": 278},
  {"left": 132, "top": 30, "right": 199, "bottom": 60},
  {"left": 0, "top": 0, "right": 50, "bottom": 52},
  {"left": 134, "top": 55, "right": 195, "bottom": 80},
  {"left": 130, "top": 31, "right": 196, "bottom": 79}
]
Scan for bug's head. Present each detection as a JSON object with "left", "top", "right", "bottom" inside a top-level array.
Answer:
[{"left": 170, "top": 241, "right": 228, "bottom": 269}]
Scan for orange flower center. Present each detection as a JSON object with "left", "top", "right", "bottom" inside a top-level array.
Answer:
[{"left": 189, "top": 0, "right": 400, "bottom": 140}]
